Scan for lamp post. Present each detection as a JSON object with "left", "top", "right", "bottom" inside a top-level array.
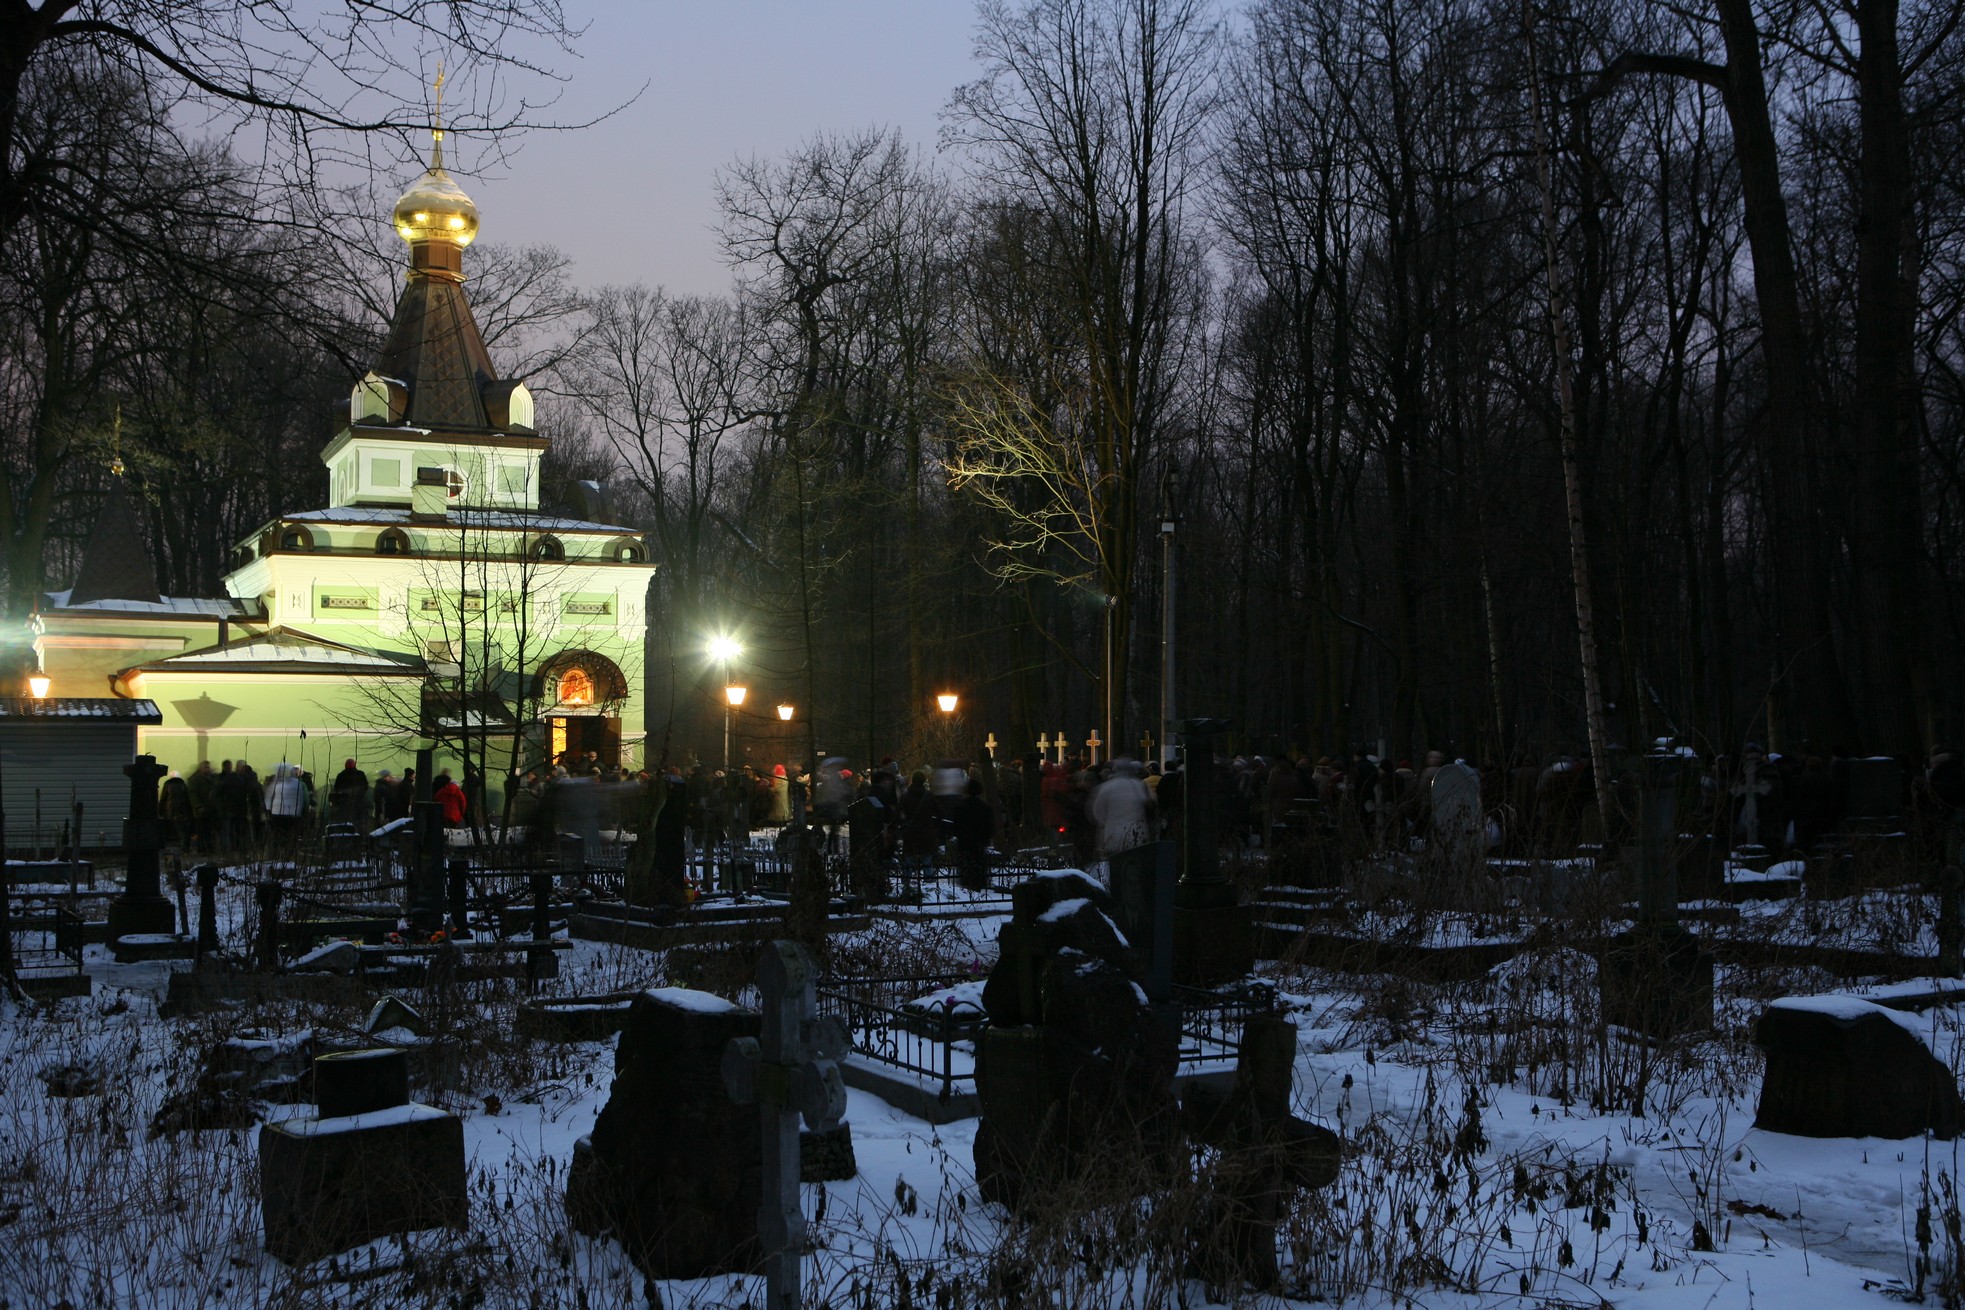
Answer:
[
  {"left": 725, "top": 684, "right": 748, "bottom": 768},
  {"left": 709, "top": 636, "right": 742, "bottom": 769},
  {"left": 27, "top": 674, "right": 49, "bottom": 699},
  {"left": 1159, "top": 466, "right": 1178, "bottom": 769},
  {"left": 777, "top": 703, "right": 794, "bottom": 767}
]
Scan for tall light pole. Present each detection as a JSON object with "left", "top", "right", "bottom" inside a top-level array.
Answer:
[
  {"left": 725, "top": 683, "right": 748, "bottom": 768},
  {"left": 1159, "top": 466, "right": 1178, "bottom": 769},
  {"left": 709, "top": 636, "right": 742, "bottom": 769},
  {"left": 777, "top": 703, "right": 794, "bottom": 766}
]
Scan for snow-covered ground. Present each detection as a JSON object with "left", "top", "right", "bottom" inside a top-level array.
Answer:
[{"left": 2, "top": 872, "right": 1963, "bottom": 1307}]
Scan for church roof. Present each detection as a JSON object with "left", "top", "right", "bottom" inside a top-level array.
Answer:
[
  {"left": 42, "top": 590, "right": 257, "bottom": 618},
  {"left": 131, "top": 629, "right": 425, "bottom": 676},
  {"left": 0, "top": 697, "right": 162, "bottom": 722},
  {"left": 281, "top": 506, "right": 643, "bottom": 535},
  {"left": 372, "top": 272, "right": 500, "bottom": 430},
  {"left": 67, "top": 479, "right": 161, "bottom": 607}
]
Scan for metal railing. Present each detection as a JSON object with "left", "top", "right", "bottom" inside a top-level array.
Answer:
[{"left": 818, "top": 972, "right": 1277, "bottom": 1104}]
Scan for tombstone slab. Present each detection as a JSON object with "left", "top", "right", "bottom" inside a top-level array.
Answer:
[
  {"left": 1429, "top": 761, "right": 1483, "bottom": 876},
  {"left": 259, "top": 1047, "right": 465, "bottom": 1264},
  {"left": 566, "top": 985, "right": 855, "bottom": 1282},
  {"left": 1755, "top": 995, "right": 1965, "bottom": 1138}
]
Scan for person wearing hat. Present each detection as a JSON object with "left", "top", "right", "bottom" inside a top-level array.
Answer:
[
  {"left": 329, "top": 757, "right": 369, "bottom": 826},
  {"left": 766, "top": 764, "right": 792, "bottom": 824}
]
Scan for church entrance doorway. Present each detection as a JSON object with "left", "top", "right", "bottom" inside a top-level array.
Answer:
[{"left": 550, "top": 714, "right": 621, "bottom": 769}]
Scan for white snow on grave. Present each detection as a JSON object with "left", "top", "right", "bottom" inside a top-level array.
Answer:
[
  {"left": 903, "top": 980, "right": 986, "bottom": 1018},
  {"left": 1770, "top": 993, "right": 1941, "bottom": 1053},
  {"left": 644, "top": 986, "right": 738, "bottom": 1013},
  {"left": 281, "top": 1103, "right": 450, "bottom": 1135}
]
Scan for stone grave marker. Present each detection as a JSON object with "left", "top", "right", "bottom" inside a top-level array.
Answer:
[
  {"left": 1755, "top": 994, "right": 1965, "bottom": 1138},
  {"left": 108, "top": 754, "right": 174, "bottom": 940},
  {"left": 721, "top": 941, "right": 850, "bottom": 1310},
  {"left": 567, "top": 985, "right": 856, "bottom": 1285},
  {"left": 1428, "top": 760, "right": 1483, "bottom": 875},
  {"left": 1108, "top": 840, "right": 1176, "bottom": 1003},
  {"left": 1844, "top": 756, "right": 1907, "bottom": 823},
  {"left": 258, "top": 1045, "right": 466, "bottom": 1263},
  {"left": 1170, "top": 718, "right": 1253, "bottom": 986}
]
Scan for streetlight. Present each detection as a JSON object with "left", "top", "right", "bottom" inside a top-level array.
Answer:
[
  {"left": 936, "top": 692, "right": 959, "bottom": 714},
  {"left": 708, "top": 635, "right": 743, "bottom": 767},
  {"left": 777, "top": 703, "right": 794, "bottom": 722},
  {"left": 724, "top": 683, "right": 748, "bottom": 768},
  {"left": 27, "top": 674, "right": 50, "bottom": 699}
]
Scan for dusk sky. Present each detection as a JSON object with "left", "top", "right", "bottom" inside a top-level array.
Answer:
[{"left": 459, "top": 3, "right": 983, "bottom": 295}]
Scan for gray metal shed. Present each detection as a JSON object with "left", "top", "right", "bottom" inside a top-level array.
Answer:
[{"left": 0, "top": 698, "right": 161, "bottom": 854}]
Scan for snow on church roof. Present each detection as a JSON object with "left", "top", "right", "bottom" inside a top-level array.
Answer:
[
  {"left": 137, "top": 630, "right": 424, "bottom": 674},
  {"left": 42, "top": 590, "right": 257, "bottom": 618},
  {"left": 281, "top": 507, "right": 641, "bottom": 534}
]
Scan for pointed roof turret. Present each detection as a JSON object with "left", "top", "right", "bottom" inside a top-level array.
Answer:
[
  {"left": 68, "top": 476, "right": 161, "bottom": 608},
  {"left": 370, "top": 77, "right": 501, "bottom": 431}
]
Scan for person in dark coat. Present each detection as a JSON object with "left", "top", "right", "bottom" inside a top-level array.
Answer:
[
  {"left": 329, "top": 758, "right": 368, "bottom": 826},
  {"left": 159, "top": 770, "right": 192, "bottom": 846},
  {"left": 951, "top": 777, "right": 996, "bottom": 892},
  {"left": 898, "top": 770, "right": 941, "bottom": 880},
  {"left": 653, "top": 765, "right": 690, "bottom": 902}
]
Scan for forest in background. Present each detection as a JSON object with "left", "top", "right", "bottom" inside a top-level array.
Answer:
[{"left": 9, "top": 0, "right": 1965, "bottom": 772}]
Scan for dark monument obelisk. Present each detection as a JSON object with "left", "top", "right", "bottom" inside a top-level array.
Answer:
[
  {"left": 107, "top": 754, "right": 176, "bottom": 939},
  {"left": 1170, "top": 718, "right": 1253, "bottom": 985}
]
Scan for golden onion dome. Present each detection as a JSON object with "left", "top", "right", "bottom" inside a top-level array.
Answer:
[{"left": 392, "top": 143, "right": 479, "bottom": 247}]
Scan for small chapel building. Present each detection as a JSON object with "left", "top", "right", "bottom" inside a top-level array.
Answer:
[{"left": 24, "top": 131, "right": 653, "bottom": 792}]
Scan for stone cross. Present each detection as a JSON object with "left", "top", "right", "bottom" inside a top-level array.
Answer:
[
  {"left": 984, "top": 732, "right": 998, "bottom": 761},
  {"left": 1087, "top": 730, "right": 1102, "bottom": 765},
  {"left": 108, "top": 754, "right": 173, "bottom": 940},
  {"left": 721, "top": 940, "right": 849, "bottom": 1310}
]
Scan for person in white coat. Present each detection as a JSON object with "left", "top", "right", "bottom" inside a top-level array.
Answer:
[
  {"left": 1090, "top": 759, "right": 1154, "bottom": 859},
  {"left": 263, "top": 762, "right": 308, "bottom": 854}
]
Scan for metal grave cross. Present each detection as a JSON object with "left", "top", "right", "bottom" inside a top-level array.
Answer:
[
  {"left": 1054, "top": 729, "right": 1068, "bottom": 764},
  {"left": 721, "top": 940, "right": 849, "bottom": 1310},
  {"left": 1036, "top": 732, "right": 1052, "bottom": 760},
  {"left": 984, "top": 732, "right": 999, "bottom": 761},
  {"left": 1086, "top": 729, "right": 1103, "bottom": 765}
]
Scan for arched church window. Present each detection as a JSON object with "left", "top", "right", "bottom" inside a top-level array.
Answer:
[
  {"left": 532, "top": 536, "right": 564, "bottom": 562},
  {"left": 377, "top": 529, "right": 411, "bottom": 555},
  {"left": 279, "top": 527, "right": 313, "bottom": 552},
  {"left": 617, "top": 543, "right": 641, "bottom": 563},
  {"left": 558, "top": 667, "right": 594, "bottom": 706}
]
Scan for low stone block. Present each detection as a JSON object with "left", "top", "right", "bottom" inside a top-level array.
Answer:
[
  {"left": 259, "top": 1106, "right": 466, "bottom": 1263},
  {"left": 1755, "top": 996, "right": 1965, "bottom": 1139}
]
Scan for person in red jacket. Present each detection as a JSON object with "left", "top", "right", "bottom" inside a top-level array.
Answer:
[{"left": 433, "top": 771, "right": 468, "bottom": 829}]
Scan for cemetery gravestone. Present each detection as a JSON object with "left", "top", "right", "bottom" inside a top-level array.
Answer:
[
  {"left": 974, "top": 872, "right": 1181, "bottom": 1206},
  {"left": 107, "top": 754, "right": 174, "bottom": 940},
  {"left": 721, "top": 941, "right": 850, "bottom": 1310},
  {"left": 1428, "top": 760, "right": 1483, "bottom": 877},
  {"left": 1184, "top": 1014, "right": 1340, "bottom": 1289},
  {"left": 1108, "top": 841, "right": 1176, "bottom": 1003},
  {"left": 258, "top": 1045, "right": 466, "bottom": 1263},
  {"left": 1755, "top": 995, "right": 1965, "bottom": 1139},
  {"left": 1601, "top": 753, "right": 1713, "bottom": 1038},
  {"left": 1843, "top": 757, "right": 1907, "bottom": 824},
  {"left": 567, "top": 985, "right": 856, "bottom": 1284},
  {"left": 1170, "top": 719, "right": 1254, "bottom": 986}
]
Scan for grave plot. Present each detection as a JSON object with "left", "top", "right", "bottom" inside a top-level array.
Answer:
[{"left": 8, "top": 750, "right": 1965, "bottom": 1309}]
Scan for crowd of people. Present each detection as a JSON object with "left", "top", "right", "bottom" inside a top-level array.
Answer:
[{"left": 145, "top": 738, "right": 1965, "bottom": 882}]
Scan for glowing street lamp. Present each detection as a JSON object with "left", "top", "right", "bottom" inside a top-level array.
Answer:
[
  {"left": 726, "top": 684, "right": 748, "bottom": 708},
  {"left": 27, "top": 674, "right": 50, "bottom": 699},
  {"left": 936, "top": 692, "right": 958, "bottom": 715},
  {"left": 709, "top": 635, "right": 743, "bottom": 768},
  {"left": 776, "top": 703, "right": 794, "bottom": 722}
]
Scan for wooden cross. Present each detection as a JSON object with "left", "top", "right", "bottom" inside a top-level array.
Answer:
[
  {"left": 1087, "top": 730, "right": 1102, "bottom": 766},
  {"left": 721, "top": 940, "right": 849, "bottom": 1310},
  {"left": 1054, "top": 730, "right": 1067, "bottom": 765},
  {"left": 1139, "top": 730, "right": 1155, "bottom": 760},
  {"left": 984, "top": 732, "right": 999, "bottom": 761},
  {"left": 1037, "top": 732, "right": 1052, "bottom": 758}
]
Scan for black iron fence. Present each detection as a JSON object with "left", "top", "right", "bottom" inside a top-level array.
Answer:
[{"left": 818, "top": 972, "right": 1277, "bottom": 1103}]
